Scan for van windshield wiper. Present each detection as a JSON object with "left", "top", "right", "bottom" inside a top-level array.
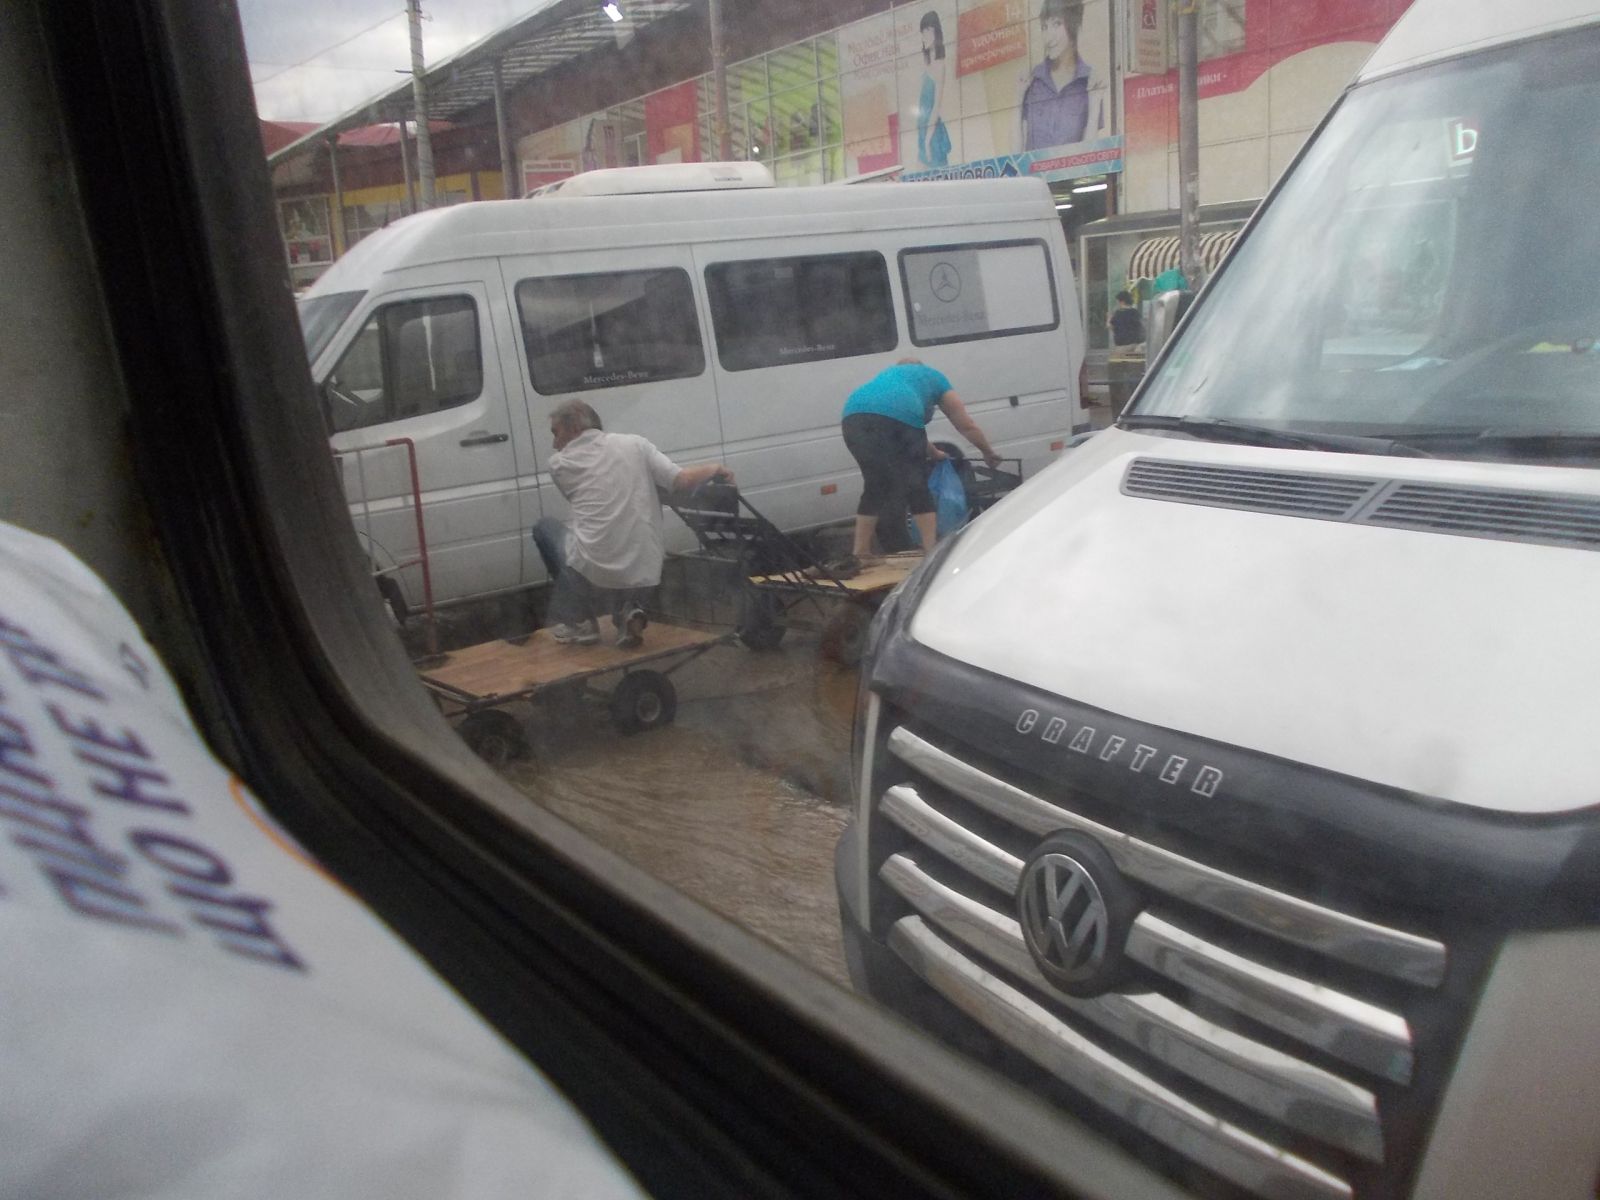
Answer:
[
  {"left": 1118, "top": 415, "right": 1432, "bottom": 457},
  {"left": 1382, "top": 429, "right": 1600, "bottom": 461}
]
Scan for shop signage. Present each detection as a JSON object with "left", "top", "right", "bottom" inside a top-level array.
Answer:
[{"left": 901, "top": 134, "right": 1123, "bottom": 184}]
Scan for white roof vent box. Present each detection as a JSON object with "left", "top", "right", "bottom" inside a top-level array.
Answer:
[{"left": 528, "top": 161, "right": 775, "bottom": 198}]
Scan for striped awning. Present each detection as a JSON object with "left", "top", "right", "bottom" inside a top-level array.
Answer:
[{"left": 1126, "top": 230, "right": 1239, "bottom": 281}]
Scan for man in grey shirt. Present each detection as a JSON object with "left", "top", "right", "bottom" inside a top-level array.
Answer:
[{"left": 533, "top": 400, "right": 732, "bottom": 648}]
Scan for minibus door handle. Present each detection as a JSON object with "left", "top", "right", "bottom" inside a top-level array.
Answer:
[{"left": 459, "top": 432, "right": 508, "bottom": 447}]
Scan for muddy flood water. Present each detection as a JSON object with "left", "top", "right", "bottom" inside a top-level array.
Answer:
[{"left": 493, "top": 638, "right": 859, "bottom": 986}]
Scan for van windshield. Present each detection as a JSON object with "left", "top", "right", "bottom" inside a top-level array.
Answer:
[
  {"left": 1132, "top": 28, "right": 1600, "bottom": 465},
  {"left": 297, "top": 290, "right": 364, "bottom": 364}
]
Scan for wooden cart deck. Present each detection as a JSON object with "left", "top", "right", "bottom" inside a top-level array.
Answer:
[
  {"left": 419, "top": 623, "right": 723, "bottom": 703},
  {"left": 749, "top": 556, "right": 920, "bottom": 595}
]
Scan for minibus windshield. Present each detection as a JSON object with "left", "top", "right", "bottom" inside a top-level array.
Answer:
[
  {"left": 297, "top": 290, "right": 364, "bottom": 364},
  {"left": 1132, "top": 28, "right": 1600, "bottom": 465}
]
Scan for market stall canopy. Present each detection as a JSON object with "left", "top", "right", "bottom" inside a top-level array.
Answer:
[
  {"left": 267, "top": 0, "right": 696, "bottom": 166},
  {"left": 1127, "top": 230, "right": 1239, "bottom": 281}
]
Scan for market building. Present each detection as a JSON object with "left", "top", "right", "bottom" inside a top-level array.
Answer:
[{"left": 268, "top": 0, "right": 1413, "bottom": 308}]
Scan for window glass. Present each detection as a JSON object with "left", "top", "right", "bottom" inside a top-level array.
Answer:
[
  {"left": 1136, "top": 31, "right": 1600, "bottom": 453},
  {"left": 298, "top": 290, "right": 363, "bottom": 362},
  {"left": 343, "top": 200, "right": 404, "bottom": 249},
  {"left": 901, "top": 240, "right": 1059, "bottom": 345},
  {"left": 324, "top": 295, "right": 482, "bottom": 433},
  {"left": 516, "top": 269, "right": 705, "bottom": 393},
  {"left": 705, "top": 252, "right": 895, "bottom": 372}
]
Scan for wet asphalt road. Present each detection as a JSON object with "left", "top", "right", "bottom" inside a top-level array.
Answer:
[{"left": 493, "top": 637, "right": 858, "bottom": 987}]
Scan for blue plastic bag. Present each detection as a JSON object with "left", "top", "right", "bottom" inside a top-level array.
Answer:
[{"left": 908, "top": 459, "right": 968, "bottom": 546}]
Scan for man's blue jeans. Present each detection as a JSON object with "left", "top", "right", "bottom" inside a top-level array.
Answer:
[{"left": 531, "top": 518, "right": 648, "bottom": 629}]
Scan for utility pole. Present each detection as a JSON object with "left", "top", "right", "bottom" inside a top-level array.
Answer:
[
  {"left": 326, "top": 137, "right": 346, "bottom": 256},
  {"left": 398, "top": 115, "right": 416, "bottom": 214},
  {"left": 709, "top": 0, "right": 731, "bottom": 160},
  {"left": 407, "top": 0, "right": 436, "bottom": 208},
  {"left": 1176, "top": 0, "right": 1200, "bottom": 287},
  {"left": 493, "top": 58, "right": 517, "bottom": 199}
]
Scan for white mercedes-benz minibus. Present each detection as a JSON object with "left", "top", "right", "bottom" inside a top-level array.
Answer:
[{"left": 297, "top": 169, "right": 1086, "bottom": 613}]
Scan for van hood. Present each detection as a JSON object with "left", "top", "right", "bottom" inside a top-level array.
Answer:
[{"left": 910, "top": 430, "right": 1600, "bottom": 815}]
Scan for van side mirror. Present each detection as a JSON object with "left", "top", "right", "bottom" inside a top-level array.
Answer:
[{"left": 1145, "top": 289, "right": 1195, "bottom": 362}]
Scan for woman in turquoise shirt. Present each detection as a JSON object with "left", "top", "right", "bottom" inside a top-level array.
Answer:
[{"left": 841, "top": 359, "right": 1001, "bottom": 559}]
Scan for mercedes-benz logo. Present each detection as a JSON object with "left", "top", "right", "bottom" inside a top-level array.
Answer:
[
  {"left": 1017, "top": 833, "right": 1137, "bottom": 997},
  {"left": 929, "top": 262, "right": 962, "bottom": 302}
]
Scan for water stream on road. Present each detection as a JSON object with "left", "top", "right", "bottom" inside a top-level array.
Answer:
[{"left": 498, "top": 644, "right": 858, "bottom": 986}]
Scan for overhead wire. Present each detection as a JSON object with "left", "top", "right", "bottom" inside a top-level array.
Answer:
[{"left": 251, "top": 9, "right": 407, "bottom": 86}]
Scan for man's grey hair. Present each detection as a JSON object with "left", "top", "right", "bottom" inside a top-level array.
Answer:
[{"left": 552, "top": 399, "right": 602, "bottom": 434}]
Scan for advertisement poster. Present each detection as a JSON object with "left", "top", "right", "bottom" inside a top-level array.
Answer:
[
  {"left": 645, "top": 80, "right": 700, "bottom": 165},
  {"left": 895, "top": 0, "right": 961, "bottom": 170},
  {"left": 1126, "top": 0, "right": 1167, "bottom": 76},
  {"left": 518, "top": 122, "right": 582, "bottom": 188},
  {"left": 840, "top": 0, "right": 1118, "bottom": 184},
  {"left": 522, "top": 159, "right": 577, "bottom": 192},
  {"left": 840, "top": 11, "right": 900, "bottom": 175},
  {"left": 1120, "top": 0, "right": 1409, "bottom": 209}
]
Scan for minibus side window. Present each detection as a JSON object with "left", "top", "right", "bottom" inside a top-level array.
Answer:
[
  {"left": 704, "top": 252, "right": 896, "bottom": 371},
  {"left": 516, "top": 269, "right": 705, "bottom": 394},
  {"left": 324, "top": 295, "right": 483, "bottom": 433},
  {"left": 900, "top": 240, "right": 1059, "bottom": 347}
]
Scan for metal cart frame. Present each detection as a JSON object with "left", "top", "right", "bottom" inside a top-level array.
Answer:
[{"left": 418, "top": 623, "right": 734, "bottom": 765}]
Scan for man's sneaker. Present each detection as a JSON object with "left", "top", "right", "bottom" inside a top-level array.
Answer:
[
  {"left": 615, "top": 607, "right": 648, "bottom": 649},
  {"left": 550, "top": 620, "right": 599, "bottom": 645}
]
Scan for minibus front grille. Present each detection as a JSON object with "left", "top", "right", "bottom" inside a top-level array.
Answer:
[{"left": 871, "top": 720, "right": 1462, "bottom": 1200}]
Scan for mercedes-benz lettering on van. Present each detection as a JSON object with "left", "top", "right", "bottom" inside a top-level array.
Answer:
[
  {"left": 837, "top": 4, "right": 1600, "bottom": 1198},
  {"left": 296, "top": 170, "right": 1085, "bottom": 613}
]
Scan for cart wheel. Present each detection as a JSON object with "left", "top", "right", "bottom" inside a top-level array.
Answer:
[
  {"left": 609, "top": 671, "right": 677, "bottom": 735},
  {"left": 456, "top": 710, "right": 529, "bottom": 767},
  {"left": 737, "top": 589, "right": 786, "bottom": 651},
  {"left": 820, "top": 604, "right": 873, "bottom": 666}
]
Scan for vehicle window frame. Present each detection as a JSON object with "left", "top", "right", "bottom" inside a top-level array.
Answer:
[
  {"left": 702, "top": 249, "right": 898, "bottom": 372},
  {"left": 898, "top": 238, "right": 1061, "bottom": 348},
  {"left": 297, "top": 289, "right": 364, "bottom": 363},
  {"left": 26, "top": 1, "right": 1210, "bottom": 1197},
  {"left": 326, "top": 292, "right": 484, "bottom": 432},
  {"left": 515, "top": 267, "right": 706, "bottom": 395}
]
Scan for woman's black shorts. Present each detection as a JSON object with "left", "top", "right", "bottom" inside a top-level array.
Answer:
[{"left": 841, "top": 412, "right": 933, "bottom": 524}]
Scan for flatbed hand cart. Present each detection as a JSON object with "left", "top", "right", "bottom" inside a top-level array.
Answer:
[
  {"left": 669, "top": 482, "right": 924, "bottom": 666},
  {"left": 961, "top": 456, "right": 1025, "bottom": 515},
  {"left": 417, "top": 623, "right": 732, "bottom": 765},
  {"left": 928, "top": 441, "right": 1024, "bottom": 520}
]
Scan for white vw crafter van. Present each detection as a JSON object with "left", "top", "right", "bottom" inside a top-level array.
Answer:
[
  {"left": 837, "top": 3, "right": 1600, "bottom": 1198},
  {"left": 296, "top": 170, "right": 1086, "bottom": 613}
]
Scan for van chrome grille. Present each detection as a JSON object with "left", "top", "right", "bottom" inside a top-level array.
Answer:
[{"left": 874, "top": 723, "right": 1455, "bottom": 1200}]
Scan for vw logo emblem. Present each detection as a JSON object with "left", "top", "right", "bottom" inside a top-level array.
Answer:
[{"left": 1017, "top": 834, "right": 1137, "bottom": 997}]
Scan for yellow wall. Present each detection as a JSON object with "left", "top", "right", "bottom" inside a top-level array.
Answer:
[{"left": 329, "top": 171, "right": 505, "bottom": 255}]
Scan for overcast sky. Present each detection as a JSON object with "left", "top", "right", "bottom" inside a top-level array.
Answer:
[{"left": 239, "top": 0, "right": 533, "bottom": 122}]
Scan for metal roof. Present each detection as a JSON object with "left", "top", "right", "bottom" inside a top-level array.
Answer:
[{"left": 268, "top": 0, "right": 697, "bottom": 165}]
